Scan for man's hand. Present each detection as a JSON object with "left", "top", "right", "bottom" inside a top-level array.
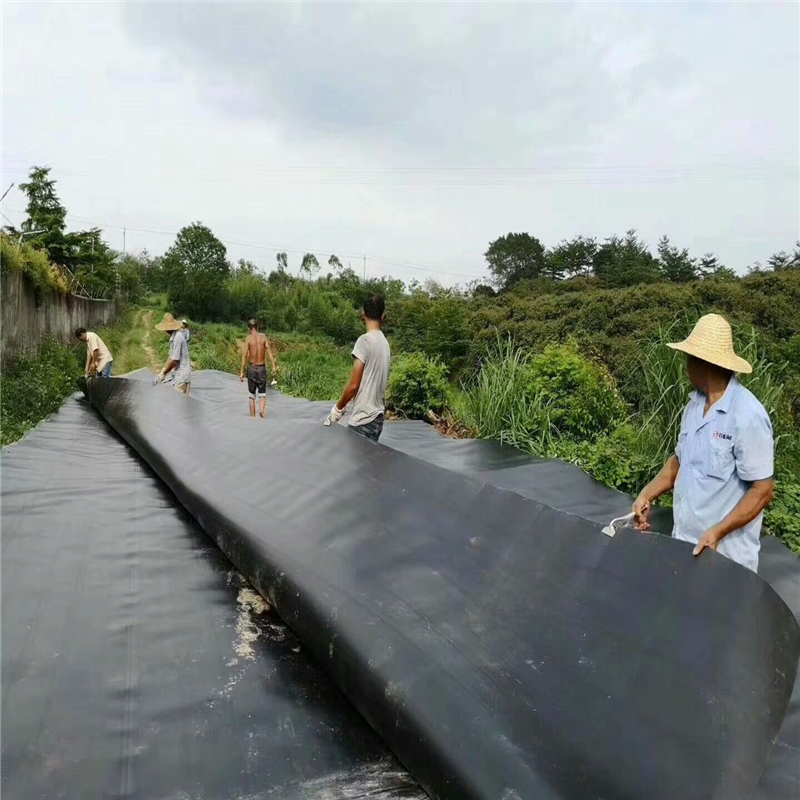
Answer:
[
  {"left": 693, "top": 527, "right": 723, "bottom": 557},
  {"left": 240, "top": 373, "right": 245, "bottom": 382},
  {"left": 324, "top": 405, "right": 344, "bottom": 426},
  {"left": 632, "top": 493, "right": 651, "bottom": 531}
]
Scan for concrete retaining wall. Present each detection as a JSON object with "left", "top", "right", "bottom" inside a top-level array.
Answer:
[{"left": 1, "top": 270, "right": 117, "bottom": 363}]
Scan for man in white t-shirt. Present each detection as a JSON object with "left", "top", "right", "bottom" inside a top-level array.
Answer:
[
  {"left": 75, "top": 327, "right": 114, "bottom": 378},
  {"left": 324, "top": 294, "right": 391, "bottom": 442}
]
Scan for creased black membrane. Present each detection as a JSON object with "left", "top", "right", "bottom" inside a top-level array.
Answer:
[
  {"left": 64, "top": 372, "right": 800, "bottom": 800},
  {"left": 1, "top": 396, "right": 424, "bottom": 800}
]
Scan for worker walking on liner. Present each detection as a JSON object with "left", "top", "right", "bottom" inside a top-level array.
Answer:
[
  {"left": 240, "top": 318, "right": 278, "bottom": 418},
  {"left": 155, "top": 313, "right": 192, "bottom": 395},
  {"left": 325, "top": 293, "right": 390, "bottom": 442},
  {"left": 76, "top": 327, "right": 114, "bottom": 378},
  {"left": 633, "top": 313, "right": 774, "bottom": 571}
]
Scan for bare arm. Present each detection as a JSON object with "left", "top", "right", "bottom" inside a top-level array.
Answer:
[
  {"left": 240, "top": 339, "right": 249, "bottom": 380},
  {"left": 86, "top": 348, "right": 101, "bottom": 375},
  {"left": 266, "top": 339, "right": 277, "bottom": 374},
  {"left": 693, "top": 479, "right": 774, "bottom": 556},
  {"left": 336, "top": 359, "right": 365, "bottom": 411},
  {"left": 633, "top": 454, "right": 680, "bottom": 531}
]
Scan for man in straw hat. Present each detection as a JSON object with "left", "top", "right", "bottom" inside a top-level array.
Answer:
[
  {"left": 633, "top": 313, "right": 774, "bottom": 571},
  {"left": 155, "top": 313, "right": 192, "bottom": 395}
]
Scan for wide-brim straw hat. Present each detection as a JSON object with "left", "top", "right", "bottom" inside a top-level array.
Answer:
[
  {"left": 155, "top": 313, "right": 183, "bottom": 332},
  {"left": 667, "top": 313, "right": 752, "bottom": 374}
]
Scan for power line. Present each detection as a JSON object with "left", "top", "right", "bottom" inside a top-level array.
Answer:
[{"left": 2, "top": 207, "right": 486, "bottom": 281}]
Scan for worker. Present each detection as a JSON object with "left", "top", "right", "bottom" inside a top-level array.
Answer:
[
  {"left": 75, "top": 327, "right": 114, "bottom": 378},
  {"left": 240, "top": 318, "right": 278, "bottom": 418},
  {"left": 325, "top": 293, "right": 390, "bottom": 442},
  {"left": 155, "top": 313, "right": 192, "bottom": 395},
  {"left": 181, "top": 319, "right": 191, "bottom": 342},
  {"left": 633, "top": 313, "right": 774, "bottom": 571}
]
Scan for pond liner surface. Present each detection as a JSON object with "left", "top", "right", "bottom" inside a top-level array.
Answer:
[
  {"left": 75, "top": 374, "right": 800, "bottom": 800},
  {"left": 1, "top": 397, "right": 424, "bottom": 800}
]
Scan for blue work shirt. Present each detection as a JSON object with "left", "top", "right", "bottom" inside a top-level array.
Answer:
[{"left": 672, "top": 376, "right": 773, "bottom": 571}]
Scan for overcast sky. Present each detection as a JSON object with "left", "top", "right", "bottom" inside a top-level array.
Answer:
[{"left": 2, "top": 1, "right": 798, "bottom": 285}]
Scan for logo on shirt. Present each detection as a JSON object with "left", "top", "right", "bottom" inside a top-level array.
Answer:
[{"left": 713, "top": 430, "right": 732, "bottom": 441}]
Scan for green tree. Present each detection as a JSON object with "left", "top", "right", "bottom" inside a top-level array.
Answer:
[
  {"left": 484, "top": 232, "right": 546, "bottom": 290},
  {"left": 301, "top": 253, "right": 320, "bottom": 277},
  {"left": 328, "top": 254, "right": 343, "bottom": 274},
  {"left": 276, "top": 252, "right": 288, "bottom": 272},
  {"left": 593, "top": 230, "right": 660, "bottom": 287},
  {"left": 657, "top": 235, "right": 697, "bottom": 283},
  {"left": 70, "top": 228, "right": 118, "bottom": 297},
  {"left": 546, "top": 236, "right": 598, "bottom": 280},
  {"left": 698, "top": 252, "right": 736, "bottom": 280},
  {"left": 18, "top": 166, "right": 71, "bottom": 266},
  {"left": 116, "top": 254, "right": 144, "bottom": 302},
  {"left": 768, "top": 246, "right": 800, "bottom": 271},
  {"left": 163, "top": 222, "right": 230, "bottom": 319}
]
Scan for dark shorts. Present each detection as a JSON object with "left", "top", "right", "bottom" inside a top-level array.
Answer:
[
  {"left": 247, "top": 364, "right": 267, "bottom": 398},
  {"left": 349, "top": 415, "right": 384, "bottom": 443}
]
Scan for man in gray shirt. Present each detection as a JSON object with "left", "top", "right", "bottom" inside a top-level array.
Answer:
[
  {"left": 155, "top": 313, "right": 192, "bottom": 395},
  {"left": 324, "top": 294, "right": 390, "bottom": 442}
]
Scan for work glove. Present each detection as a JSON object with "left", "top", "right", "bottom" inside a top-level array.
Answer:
[
  {"left": 153, "top": 371, "right": 166, "bottom": 386},
  {"left": 271, "top": 379, "right": 278, "bottom": 387},
  {"left": 324, "top": 404, "right": 344, "bottom": 426}
]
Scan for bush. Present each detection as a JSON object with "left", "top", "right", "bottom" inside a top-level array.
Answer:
[
  {"left": 457, "top": 339, "right": 624, "bottom": 453},
  {"left": 387, "top": 353, "right": 449, "bottom": 418},
  {"left": 568, "top": 423, "right": 662, "bottom": 496},
  {"left": 524, "top": 342, "right": 625, "bottom": 440},
  {"left": 0, "top": 233, "right": 70, "bottom": 295},
  {"left": 764, "top": 470, "right": 800, "bottom": 555},
  {"left": 386, "top": 292, "right": 473, "bottom": 375},
  {"left": 1, "top": 339, "right": 80, "bottom": 446}
]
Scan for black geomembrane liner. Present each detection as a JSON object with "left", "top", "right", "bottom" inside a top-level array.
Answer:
[{"left": 3, "top": 370, "right": 798, "bottom": 799}]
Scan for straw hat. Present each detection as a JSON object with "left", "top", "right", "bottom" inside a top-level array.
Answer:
[
  {"left": 155, "top": 313, "right": 183, "bottom": 332},
  {"left": 667, "top": 313, "right": 752, "bottom": 374}
]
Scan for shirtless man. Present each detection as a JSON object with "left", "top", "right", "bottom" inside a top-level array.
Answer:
[{"left": 240, "top": 319, "right": 278, "bottom": 418}]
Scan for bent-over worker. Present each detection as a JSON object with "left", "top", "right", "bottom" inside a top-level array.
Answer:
[
  {"left": 155, "top": 313, "right": 192, "bottom": 395},
  {"left": 240, "top": 318, "right": 278, "bottom": 418},
  {"left": 76, "top": 327, "right": 113, "bottom": 378},
  {"left": 633, "top": 313, "right": 773, "bottom": 571}
]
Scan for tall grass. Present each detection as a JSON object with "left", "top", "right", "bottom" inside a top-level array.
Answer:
[
  {"left": 459, "top": 339, "right": 557, "bottom": 455},
  {"left": 97, "top": 309, "right": 149, "bottom": 374},
  {"left": 273, "top": 334, "right": 351, "bottom": 401}
]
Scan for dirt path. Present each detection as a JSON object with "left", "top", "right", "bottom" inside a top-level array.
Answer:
[{"left": 141, "top": 310, "right": 160, "bottom": 371}]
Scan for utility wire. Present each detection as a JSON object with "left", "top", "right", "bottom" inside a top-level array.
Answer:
[{"left": 2, "top": 207, "right": 486, "bottom": 281}]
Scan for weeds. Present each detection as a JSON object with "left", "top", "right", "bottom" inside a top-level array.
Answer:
[
  {"left": 273, "top": 334, "right": 351, "bottom": 401},
  {"left": 1, "top": 339, "right": 81, "bottom": 446}
]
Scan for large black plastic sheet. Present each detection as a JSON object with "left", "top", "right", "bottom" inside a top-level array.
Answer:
[
  {"left": 71, "top": 373, "right": 800, "bottom": 800},
  {"left": 1, "top": 397, "right": 424, "bottom": 799}
]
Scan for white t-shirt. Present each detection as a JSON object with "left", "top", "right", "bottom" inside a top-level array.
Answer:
[{"left": 349, "top": 330, "right": 390, "bottom": 427}]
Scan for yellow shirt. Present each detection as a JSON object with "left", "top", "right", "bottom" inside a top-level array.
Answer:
[{"left": 85, "top": 332, "right": 113, "bottom": 373}]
